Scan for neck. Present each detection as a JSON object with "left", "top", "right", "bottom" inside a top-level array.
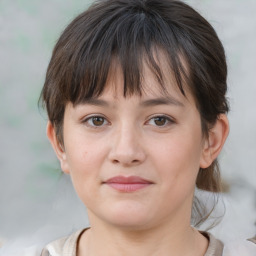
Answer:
[{"left": 78, "top": 215, "right": 208, "bottom": 256}]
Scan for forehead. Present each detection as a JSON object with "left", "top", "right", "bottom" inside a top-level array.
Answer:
[
  {"left": 97, "top": 55, "right": 194, "bottom": 105},
  {"left": 69, "top": 45, "right": 196, "bottom": 111}
]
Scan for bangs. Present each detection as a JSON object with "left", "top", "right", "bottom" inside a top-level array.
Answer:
[
  {"left": 43, "top": 0, "right": 228, "bottom": 133},
  {"left": 55, "top": 1, "right": 188, "bottom": 105}
]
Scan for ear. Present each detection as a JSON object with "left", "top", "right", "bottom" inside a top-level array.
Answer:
[
  {"left": 46, "top": 121, "right": 70, "bottom": 174},
  {"left": 200, "top": 114, "right": 229, "bottom": 168}
]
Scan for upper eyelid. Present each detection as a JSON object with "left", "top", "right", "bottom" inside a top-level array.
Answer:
[
  {"left": 80, "top": 114, "right": 175, "bottom": 124},
  {"left": 81, "top": 115, "right": 110, "bottom": 127},
  {"left": 145, "top": 115, "right": 176, "bottom": 127},
  {"left": 82, "top": 114, "right": 107, "bottom": 121},
  {"left": 147, "top": 114, "right": 175, "bottom": 121}
]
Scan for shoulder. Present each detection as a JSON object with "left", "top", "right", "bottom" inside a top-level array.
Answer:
[
  {"left": 202, "top": 232, "right": 256, "bottom": 256},
  {"left": 201, "top": 231, "right": 224, "bottom": 256},
  {"left": 41, "top": 229, "right": 85, "bottom": 256},
  {"left": 223, "top": 238, "right": 256, "bottom": 256}
]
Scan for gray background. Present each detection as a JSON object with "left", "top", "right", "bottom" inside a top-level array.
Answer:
[{"left": 0, "top": 0, "right": 256, "bottom": 253}]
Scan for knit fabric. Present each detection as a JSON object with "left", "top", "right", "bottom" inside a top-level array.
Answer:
[{"left": 41, "top": 229, "right": 224, "bottom": 256}]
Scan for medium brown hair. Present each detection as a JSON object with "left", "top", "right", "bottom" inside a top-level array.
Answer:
[{"left": 40, "top": 0, "right": 229, "bottom": 227}]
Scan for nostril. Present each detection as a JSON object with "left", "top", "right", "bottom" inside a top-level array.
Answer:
[
  {"left": 111, "top": 157, "right": 142, "bottom": 166},
  {"left": 108, "top": 140, "right": 146, "bottom": 165}
]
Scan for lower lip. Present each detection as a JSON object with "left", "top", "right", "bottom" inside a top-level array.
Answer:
[{"left": 106, "top": 183, "right": 151, "bottom": 192}]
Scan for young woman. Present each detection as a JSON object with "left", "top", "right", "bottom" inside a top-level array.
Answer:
[{"left": 40, "top": 0, "right": 229, "bottom": 255}]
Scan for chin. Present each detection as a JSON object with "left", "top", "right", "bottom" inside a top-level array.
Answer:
[
  {"left": 103, "top": 203, "right": 154, "bottom": 230},
  {"left": 110, "top": 218, "right": 152, "bottom": 231}
]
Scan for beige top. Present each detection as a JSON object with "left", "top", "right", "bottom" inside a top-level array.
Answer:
[{"left": 41, "top": 229, "right": 223, "bottom": 256}]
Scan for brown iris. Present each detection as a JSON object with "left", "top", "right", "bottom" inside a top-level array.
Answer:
[
  {"left": 92, "top": 117, "right": 105, "bottom": 126},
  {"left": 153, "top": 117, "right": 167, "bottom": 126}
]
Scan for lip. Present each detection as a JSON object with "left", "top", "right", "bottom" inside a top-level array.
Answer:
[{"left": 103, "top": 176, "right": 153, "bottom": 192}]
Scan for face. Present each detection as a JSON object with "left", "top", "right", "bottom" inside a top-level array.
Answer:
[{"left": 49, "top": 62, "right": 213, "bottom": 231}]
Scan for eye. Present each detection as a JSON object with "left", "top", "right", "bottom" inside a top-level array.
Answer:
[
  {"left": 84, "top": 116, "right": 108, "bottom": 127},
  {"left": 147, "top": 115, "right": 174, "bottom": 127}
]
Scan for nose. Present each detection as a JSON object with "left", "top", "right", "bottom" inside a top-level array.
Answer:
[{"left": 108, "top": 125, "right": 146, "bottom": 166}]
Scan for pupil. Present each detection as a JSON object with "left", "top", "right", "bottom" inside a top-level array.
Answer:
[
  {"left": 93, "top": 117, "right": 104, "bottom": 126},
  {"left": 155, "top": 117, "right": 166, "bottom": 126}
]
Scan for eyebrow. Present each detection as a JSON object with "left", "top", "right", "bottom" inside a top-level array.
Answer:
[
  {"left": 80, "top": 96, "right": 184, "bottom": 108},
  {"left": 140, "top": 97, "right": 184, "bottom": 107},
  {"left": 80, "top": 98, "right": 110, "bottom": 107}
]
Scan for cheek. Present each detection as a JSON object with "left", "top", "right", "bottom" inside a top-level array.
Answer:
[
  {"left": 153, "top": 132, "right": 203, "bottom": 188},
  {"left": 65, "top": 132, "right": 105, "bottom": 170},
  {"left": 64, "top": 137, "right": 105, "bottom": 195}
]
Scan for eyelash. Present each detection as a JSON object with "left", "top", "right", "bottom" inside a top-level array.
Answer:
[
  {"left": 146, "top": 115, "right": 175, "bottom": 127},
  {"left": 83, "top": 115, "right": 109, "bottom": 128},
  {"left": 82, "top": 115, "right": 175, "bottom": 128}
]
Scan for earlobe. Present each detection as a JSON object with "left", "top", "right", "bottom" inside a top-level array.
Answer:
[
  {"left": 46, "top": 121, "right": 70, "bottom": 174},
  {"left": 200, "top": 114, "right": 229, "bottom": 168}
]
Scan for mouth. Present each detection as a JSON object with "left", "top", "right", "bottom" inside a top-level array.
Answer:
[{"left": 103, "top": 175, "right": 154, "bottom": 192}]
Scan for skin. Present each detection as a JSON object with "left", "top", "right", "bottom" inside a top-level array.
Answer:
[{"left": 47, "top": 61, "right": 229, "bottom": 256}]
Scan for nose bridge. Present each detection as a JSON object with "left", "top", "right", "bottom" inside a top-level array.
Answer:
[{"left": 109, "top": 121, "right": 145, "bottom": 165}]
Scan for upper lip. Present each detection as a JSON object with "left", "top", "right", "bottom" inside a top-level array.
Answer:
[{"left": 104, "top": 176, "right": 153, "bottom": 184}]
